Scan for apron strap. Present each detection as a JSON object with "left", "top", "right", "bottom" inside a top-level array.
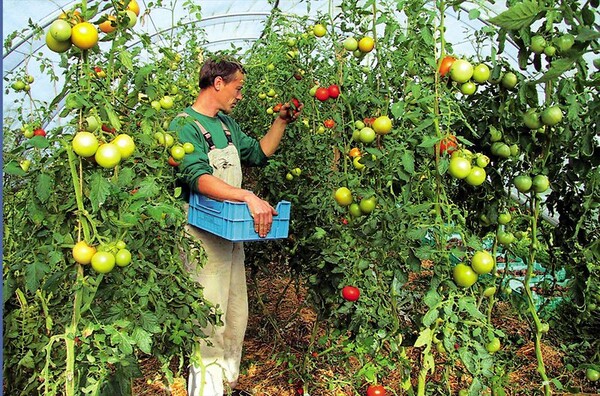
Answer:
[{"left": 176, "top": 112, "right": 233, "bottom": 151}]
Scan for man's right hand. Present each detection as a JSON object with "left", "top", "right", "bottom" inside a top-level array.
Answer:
[{"left": 244, "top": 193, "right": 277, "bottom": 238}]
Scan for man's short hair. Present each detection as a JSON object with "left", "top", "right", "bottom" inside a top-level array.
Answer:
[{"left": 198, "top": 56, "right": 246, "bottom": 89}]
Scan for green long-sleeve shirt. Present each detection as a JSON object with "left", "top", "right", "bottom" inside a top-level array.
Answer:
[{"left": 169, "top": 107, "right": 268, "bottom": 197}]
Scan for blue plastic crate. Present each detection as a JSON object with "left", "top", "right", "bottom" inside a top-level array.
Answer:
[{"left": 188, "top": 193, "right": 291, "bottom": 242}]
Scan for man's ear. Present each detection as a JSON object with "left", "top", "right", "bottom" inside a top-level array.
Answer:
[{"left": 214, "top": 76, "right": 223, "bottom": 92}]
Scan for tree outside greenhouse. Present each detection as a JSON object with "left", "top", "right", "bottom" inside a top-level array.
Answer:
[{"left": 2, "top": 0, "right": 599, "bottom": 395}]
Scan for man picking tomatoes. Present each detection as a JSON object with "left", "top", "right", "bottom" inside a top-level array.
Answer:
[{"left": 170, "top": 56, "right": 302, "bottom": 396}]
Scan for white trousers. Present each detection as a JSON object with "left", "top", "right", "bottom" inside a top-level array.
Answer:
[{"left": 185, "top": 225, "right": 248, "bottom": 396}]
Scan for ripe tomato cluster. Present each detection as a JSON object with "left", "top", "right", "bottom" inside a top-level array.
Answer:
[{"left": 314, "top": 84, "right": 341, "bottom": 102}]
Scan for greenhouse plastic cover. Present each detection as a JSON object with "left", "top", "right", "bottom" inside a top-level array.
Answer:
[{"left": 2, "top": 0, "right": 525, "bottom": 126}]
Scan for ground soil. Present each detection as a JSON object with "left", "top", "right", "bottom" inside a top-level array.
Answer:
[{"left": 132, "top": 267, "right": 599, "bottom": 396}]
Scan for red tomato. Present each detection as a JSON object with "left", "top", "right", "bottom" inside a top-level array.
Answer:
[
  {"left": 101, "top": 124, "right": 116, "bottom": 134},
  {"left": 438, "top": 135, "right": 458, "bottom": 155},
  {"left": 168, "top": 156, "right": 180, "bottom": 167},
  {"left": 291, "top": 97, "right": 301, "bottom": 109},
  {"left": 342, "top": 285, "right": 360, "bottom": 301},
  {"left": 363, "top": 117, "right": 376, "bottom": 126},
  {"left": 315, "top": 87, "right": 329, "bottom": 101},
  {"left": 327, "top": 84, "right": 340, "bottom": 99},
  {"left": 273, "top": 103, "right": 283, "bottom": 112},
  {"left": 323, "top": 119, "right": 335, "bottom": 128},
  {"left": 33, "top": 128, "right": 46, "bottom": 137},
  {"left": 367, "top": 385, "right": 386, "bottom": 396},
  {"left": 438, "top": 55, "right": 456, "bottom": 77}
]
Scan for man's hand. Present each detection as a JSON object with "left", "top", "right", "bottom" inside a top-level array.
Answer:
[
  {"left": 244, "top": 194, "right": 278, "bottom": 238},
  {"left": 278, "top": 99, "right": 303, "bottom": 124}
]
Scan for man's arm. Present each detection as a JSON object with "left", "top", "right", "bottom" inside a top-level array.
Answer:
[{"left": 259, "top": 102, "right": 302, "bottom": 157}]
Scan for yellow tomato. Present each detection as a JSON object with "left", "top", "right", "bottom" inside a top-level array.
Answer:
[
  {"left": 358, "top": 36, "right": 375, "bottom": 53},
  {"left": 372, "top": 115, "right": 392, "bottom": 135},
  {"left": 72, "top": 241, "right": 96, "bottom": 265},
  {"left": 71, "top": 22, "right": 99, "bottom": 50}
]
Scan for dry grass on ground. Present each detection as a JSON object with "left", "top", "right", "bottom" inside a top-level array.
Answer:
[{"left": 133, "top": 269, "right": 598, "bottom": 396}]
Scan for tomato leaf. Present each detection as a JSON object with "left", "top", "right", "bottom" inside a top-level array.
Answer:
[
  {"left": 28, "top": 135, "right": 50, "bottom": 149},
  {"left": 401, "top": 151, "right": 415, "bottom": 175},
  {"left": 139, "top": 311, "right": 162, "bottom": 333},
  {"left": 468, "top": 8, "right": 481, "bottom": 20},
  {"left": 3, "top": 161, "right": 26, "bottom": 176},
  {"left": 90, "top": 173, "right": 111, "bottom": 212},
  {"left": 576, "top": 27, "right": 600, "bottom": 42},
  {"left": 414, "top": 327, "right": 432, "bottom": 348},
  {"left": 132, "top": 327, "right": 152, "bottom": 354},
  {"left": 105, "top": 105, "right": 122, "bottom": 132},
  {"left": 36, "top": 173, "right": 53, "bottom": 203},
  {"left": 119, "top": 51, "right": 134, "bottom": 71},
  {"left": 25, "top": 261, "right": 50, "bottom": 292},
  {"left": 488, "top": 1, "right": 540, "bottom": 30},
  {"left": 535, "top": 57, "right": 577, "bottom": 83}
]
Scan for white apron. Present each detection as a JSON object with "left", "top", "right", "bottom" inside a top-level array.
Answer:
[{"left": 184, "top": 118, "right": 247, "bottom": 396}]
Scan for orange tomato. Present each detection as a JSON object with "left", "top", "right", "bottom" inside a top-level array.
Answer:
[
  {"left": 99, "top": 15, "right": 117, "bottom": 33},
  {"left": 348, "top": 147, "right": 361, "bottom": 158}
]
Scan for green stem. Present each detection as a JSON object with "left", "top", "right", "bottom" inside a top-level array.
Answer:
[{"left": 523, "top": 195, "right": 551, "bottom": 395}]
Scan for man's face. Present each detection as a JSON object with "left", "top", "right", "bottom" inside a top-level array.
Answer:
[{"left": 217, "top": 70, "right": 244, "bottom": 114}]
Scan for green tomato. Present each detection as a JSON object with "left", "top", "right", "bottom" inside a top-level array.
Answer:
[
  {"left": 543, "top": 45, "right": 556, "bottom": 57},
  {"left": 112, "top": 134, "right": 136, "bottom": 159},
  {"left": 313, "top": 24, "right": 326, "bottom": 37},
  {"left": 483, "top": 286, "right": 497, "bottom": 298},
  {"left": 453, "top": 263, "right": 478, "bottom": 287},
  {"left": 475, "top": 154, "right": 490, "bottom": 168},
  {"left": 359, "top": 196, "right": 377, "bottom": 214},
  {"left": 532, "top": 175, "right": 550, "bottom": 193},
  {"left": 514, "top": 175, "right": 533, "bottom": 193},
  {"left": 471, "top": 251, "right": 495, "bottom": 274},
  {"left": 49, "top": 19, "right": 72, "bottom": 41},
  {"left": 460, "top": 81, "right": 477, "bottom": 95},
  {"left": 530, "top": 35, "right": 546, "bottom": 54},
  {"left": 486, "top": 337, "right": 501, "bottom": 353},
  {"left": 72, "top": 132, "right": 99, "bottom": 157},
  {"left": 115, "top": 249, "right": 132, "bottom": 267},
  {"left": 555, "top": 34, "right": 575, "bottom": 53},
  {"left": 343, "top": 37, "right": 358, "bottom": 51},
  {"left": 501, "top": 72, "right": 518, "bottom": 89},
  {"left": 465, "top": 166, "right": 486, "bottom": 186},
  {"left": 497, "top": 231, "right": 515, "bottom": 246},
  {"left": 523, "top": 108, "right": 542, "bottom": 130},
  {"left": 359, "top": 127, "right": 376, "bottom": 144},
  {"left": 472, "top": 63, "right": 491, "bottom": 83},
  {"left": 95, "top": 143, "right": 122, "bottom": 168},
  {"left": 491, "top": 142, "right": 511, "bottom": 159},
  {"left": 586, "top": 368, "right": 600, "bottom": 382},
  {"left": 348, "top": 203, "right": 363, "bottom": 218},
  {"left": 12, "top": 80, "right": 26, "bottom": 91},
  {"left": 171, "top": 145, "right": 186, "bottom": 161},
  {"left": 183, "top": 142, "right": 195, "bottom": 154},
  {"left": 91, "top": 251, "right": 116, "bottom": 273},
  {"left": 498, "top": 213, "right": 512, "bottom": 225},
  {"left": 449, "top": 59, "right": 474, "bottom": 83},
  {"left": 541, "top": 105, "right": 563, "bottom": 126},
  {"left": 291, "top": 167, "right": 302, "bottom": 177},
  {"left": 448, "top": 157, "right": 472, "bottom": 179}
]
